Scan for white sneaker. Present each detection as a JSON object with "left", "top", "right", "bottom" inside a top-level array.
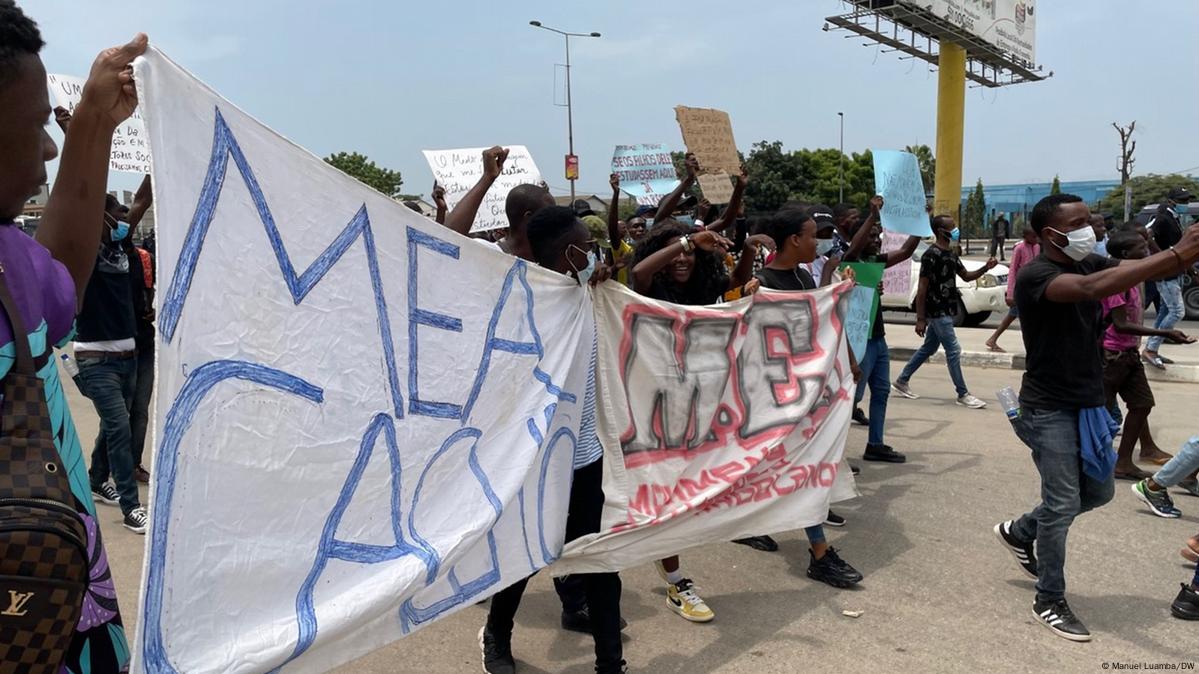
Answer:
[
  {"left": 891, "top": 381, "right": 919, "bottom": 399},
  {"left": 957, "top": 393, "right": 987, "bottom": 409}
]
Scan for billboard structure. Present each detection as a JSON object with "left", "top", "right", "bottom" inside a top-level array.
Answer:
[{"left": 824, "top": 0, "right": 1046, "bottom": 88}]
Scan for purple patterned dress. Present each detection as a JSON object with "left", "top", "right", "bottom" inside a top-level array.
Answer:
[{"left": 0, "top": 223, "right": 128, "bottom": 673}]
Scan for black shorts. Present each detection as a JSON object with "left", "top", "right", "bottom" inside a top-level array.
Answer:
[{"left": 1103, "top": 349, "right": 1155, "bottom": 410}]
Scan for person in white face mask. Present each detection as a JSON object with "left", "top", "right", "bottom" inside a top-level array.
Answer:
[
  {"left": 891, "top": 214, "right": 996, "bottom": 408},
  {"left": 992, "top": 193, "right": 1199, "bottom": 643}
]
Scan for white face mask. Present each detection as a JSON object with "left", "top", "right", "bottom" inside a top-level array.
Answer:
[
  {"left": 1047, "top": 226, "right": 1097, "bottom": 261},
  {"left": 815, "top": 238, "right": 836, "bottom": 257}
]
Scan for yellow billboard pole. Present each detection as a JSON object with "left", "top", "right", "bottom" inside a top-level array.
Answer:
[{"left": 933, "top": 42, "right": 966, "bottom": 220}]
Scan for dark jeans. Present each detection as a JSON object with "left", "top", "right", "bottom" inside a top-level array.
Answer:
[
  {"left": 1010, "top": 407, "right": 1115, "bottom": 601},
  {"left": 854, "top": 335, "right": 891, "bottom": 446},
  {"left": 897, "top": 316, "right": 968, "bottom": 398},
  {"left": 77, "top": 354, "right": 141, "bottom": 514},
  {"left": 487, "top": 460, "right": 624, "bottom": 673},
  {"left": 130, "top": 344, "right": 154, "bottom": 467},
  {"left": 989, "top": 236, "right": 1006, "bottom": 260}
]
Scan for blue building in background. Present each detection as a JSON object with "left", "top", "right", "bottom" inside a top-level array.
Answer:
[{"left": 958, "top": 179, "right": 1121, "bottom": 232}]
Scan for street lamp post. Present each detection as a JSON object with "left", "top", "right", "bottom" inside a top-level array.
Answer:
[
  {"left": 838, "top": 112, "right": 845, "bottom": 203},
  {"left": 530, "top": 21, "right": 601, "bottom": 202}
]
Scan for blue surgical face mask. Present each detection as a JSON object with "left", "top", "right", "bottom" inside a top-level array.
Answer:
[
  {"left": 574, "top": 249, "right": 598, "bottom": 286},
  {"left": 105, "top": 213, "right": 130, "bottom": 242},
  {"left": 1175, "top": 202, "right": 1188, "bottom": 216},
  {"left": 949, "top": 227, "right": 961, "bottom": 242},
  {"left": 815, "top": 238, "right": 836, "bottom": 257}
]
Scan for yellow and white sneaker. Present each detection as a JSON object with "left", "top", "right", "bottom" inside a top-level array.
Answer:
[{"left": 666, "top": 578, "right": 715, "bottom": 623}]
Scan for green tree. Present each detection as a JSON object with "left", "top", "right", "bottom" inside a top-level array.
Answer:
[
  {"left": 904, "top": 144, "right": 936, "bottom": 193},
  {"left": 1049, "top": 175, "right": 1061, "bottom": 195},
  {"left": 963, "top": 178, "right": 986, "bottom": 239},
  {"left": 324, "top": 151, "right": 404, "bottom": 197},
  {"left": 1096, "top": 174, "right": 1199, "bottom": 219}
]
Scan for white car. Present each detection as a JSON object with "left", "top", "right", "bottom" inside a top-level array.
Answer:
[{"left": 879, "top": 242, "right": 1009, "bottom": 327}]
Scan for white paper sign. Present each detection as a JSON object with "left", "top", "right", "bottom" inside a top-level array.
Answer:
[
  {"left": 47, "top": 73, "right": 152, "bottom": 174},
  {"left": 135, "top": 49, "right": 590, "bottom": 673},
  {"left": 422, "top": 146, "right": 541, "bottom": 232}
]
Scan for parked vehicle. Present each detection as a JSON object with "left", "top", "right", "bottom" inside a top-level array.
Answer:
[{"left": 879, "top": 241, "right": 1009, "bottom": 327}]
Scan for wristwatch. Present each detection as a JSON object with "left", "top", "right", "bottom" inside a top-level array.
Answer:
[{"left": 679, "top": 235, "right": 694, "bottom": 253}]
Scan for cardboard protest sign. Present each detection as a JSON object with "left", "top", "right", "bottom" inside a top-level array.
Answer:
[
  {"left": 611, "top": 144, "right": 680, "bottom": 206},
  {"left": 135, "top": 49, "right": 590, "bottom": 673},
  {"left": 697, "top": 172, "right": 734, "bottom": 205},
  {"left": 674, "top": 106, "right": 741, "bottom": 175},
  {"left": 872, "top": 150, "right": 932, "bottom": 237},
  {"left": 422, "top": 146, "right": 541, "bottom": 232},
  {"left": 881, "top": 230, "right": 914, "bottom": 298},
  {"left": 47, "top": 73, "right": 151, "bottom": 174},
  {"left": 554, "top": 283, "right": 859, "bottom": 574}
]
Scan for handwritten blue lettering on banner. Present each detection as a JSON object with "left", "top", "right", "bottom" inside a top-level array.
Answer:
[
  {"left": 872, "top": 150, "right": 932, "bottom": 237},
  {"left": 611, "top": 144, "right": 681, "bottom": 206},
  {"left": 844, "top": 285, "right": 875, "bottom": 361}
]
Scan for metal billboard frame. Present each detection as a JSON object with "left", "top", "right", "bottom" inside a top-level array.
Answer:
[{"left": 824, "top": 0, "right": 1049, "bottom": 88}]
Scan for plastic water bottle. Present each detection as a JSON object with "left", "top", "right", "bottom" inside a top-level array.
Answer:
[
  {"left": 59, "top": 353, "right": 79, "bottom": 378},
  {"left": 996, "top": 386, "right": 1020, "bottom": 421}
]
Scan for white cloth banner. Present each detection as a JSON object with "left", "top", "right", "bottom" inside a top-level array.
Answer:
[
  {"left": 133, "top": 46, "right": 860, "bottom": 673},
  {"left": 422, "top": 146, "right": 541, "bottom": 232},
  {"left": 554, "top": 282, "right": 858, "bottom": 574},
  {"left": 47, "top": 73, "right": 152, "bottom": 174},
  {"left": 134, "top": 49, "right": 592, "bottom": 673}
]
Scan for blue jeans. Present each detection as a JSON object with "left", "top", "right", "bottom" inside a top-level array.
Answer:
[
  {"left": 804, "top": 525, "right": 825, "bottom": 546},
  {"left": 77, "top": 355, "right": 141, "bottom": 514},
  {"left": 1153, "top": 436, "right": 1199, "bottom": 487},
  {"left": 855, "top": 336, "right": 890, "bottom": 446},
  {"left": 897, "top": 316, "right": 968, "bottom": 398},
  {"left": 1146, "top": 278, "right": 1184, "bottom": 352},
  {"left": 1010, "top": 407, "right": 1115, "bottom": 601}
]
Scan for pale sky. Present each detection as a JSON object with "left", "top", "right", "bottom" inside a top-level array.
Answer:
[{"left": 23, "top": 0, "right": 1199, "bottom": 198}]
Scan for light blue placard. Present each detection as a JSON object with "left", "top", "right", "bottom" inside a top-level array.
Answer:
[
  {"left": 611, "top": 144, "right": 681, "bottom": 206},
  {"left": 845, "top": 285, "right": 875, "bottom": 361},
  {"left": 872, "top": 150, "right": 932, "bottom": 236}
]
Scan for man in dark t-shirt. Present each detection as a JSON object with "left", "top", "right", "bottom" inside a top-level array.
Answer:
[
  {"left": 992, "top": 193, "right": 1199, "bottom": 641},
  {"left": 1143, "top": 186, "right": 1193, "bottom": 368},
  {"left": 892, "top": 215, "right": 996, "bottom": 407},
  {"left": 842, "top": 196, "right": 920, "bottom": 464}
]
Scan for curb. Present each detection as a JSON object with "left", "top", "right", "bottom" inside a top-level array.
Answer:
[{"left": 888, "top": 348, "right": 1199, "bottom": 385}]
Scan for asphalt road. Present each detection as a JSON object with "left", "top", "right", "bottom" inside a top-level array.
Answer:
[{"left": 81, "top": 365, "right": 1199, "bottom": 673}]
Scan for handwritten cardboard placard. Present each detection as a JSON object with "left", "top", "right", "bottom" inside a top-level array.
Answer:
[
  {"left": 674, "top": 106, "right": 740, "bottom": 175},
  {"left": 422, "top": 146, "right": 541, "bottom": 232},
  {"left": 47, "top": 73, "right": 151, "bottom": 174},
  {"left": 611, "top": 144, "right": 680, "bottom": 206},
  {"left": 697, "top": 172, "right": 734, "bottom": 205},
  {"left": 872, "top": 150, "right": 932, "bottom": 237}
]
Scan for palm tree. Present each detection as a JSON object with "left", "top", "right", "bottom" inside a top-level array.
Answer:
[{"left": 905, "top": 144, "right": 936, "bottom": 194}]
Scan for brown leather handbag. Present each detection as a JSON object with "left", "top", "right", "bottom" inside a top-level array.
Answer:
[{"left": 0, "top": 265, "right": 89, "bottom": 674}]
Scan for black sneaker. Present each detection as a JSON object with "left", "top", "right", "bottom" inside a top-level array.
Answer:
[
  {"left": 560, "top": 607, "right": 628, "bottom": 634},
  {"left": 1032, "top": 597, "right": 1091, "bottom": 642},
  {"left": 824, "top": 511, "right": 846, "bottom": 527},
  {"left": 732, "top": 535, "right": 778, "bottom": 552},
  {"left": 123, "top": 506, "right": 148, "bottom": 535},
  {"left": 850, "top": 464, "right": 861, "bottom": 476},
  {"left": 92, "top": 482, "right": 120, "bottom": 506},
  {"left": 852, "top": 406, "right": 869, "bottom": 426},
  {"left": 993, "top": 520, "right": 1037, "bottom": 579},
  {"left": 479, "top": 625, "right": 515, "bottom": 674},
  {"left": 806, "top": 547, "right": 862, "bottom": 588},
  {"left": 1172, "top": 584, "right": 1199, "bottom": 620},
  {"left": 863, "top": 444, "right": 906, "bottom": 463}
]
